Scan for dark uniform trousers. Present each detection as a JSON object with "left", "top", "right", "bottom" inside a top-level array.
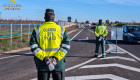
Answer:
[
  {"left": 95, "top": 37, "right": 106, "bottom": 56},
  {"left": 38, "top": 68, "right": 65, "bottom": 80}
]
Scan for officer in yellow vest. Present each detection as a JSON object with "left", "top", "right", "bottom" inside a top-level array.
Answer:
[
  {"left": 30, "top": 9, "right": 70, "bottom": 80},
  {"left": 94, "top": 19, "right": 108, "bottom": 58}
]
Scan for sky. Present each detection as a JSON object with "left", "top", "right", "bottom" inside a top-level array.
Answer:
[{"left": 0, "top": 0, "right": 140, "bottom": 23}]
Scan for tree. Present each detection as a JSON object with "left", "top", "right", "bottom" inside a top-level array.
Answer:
[
  {"left": 68, "top": 16, "right": 71, "bottom": 22},
  {"left": 86, "top": 21, "right": 89, "bottom": 24},
  {"left": 105, "top": 19, "right": 109, "bottom": 25}
]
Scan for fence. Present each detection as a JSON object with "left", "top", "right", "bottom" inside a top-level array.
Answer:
[
  {"left": 0, "top": 24, "right": 41, "bottom": 45},
  {"left": 0, "top": 20, "right": 77, "bottom": 46}
]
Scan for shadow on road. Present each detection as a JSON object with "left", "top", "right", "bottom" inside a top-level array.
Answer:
[
  {"left": 107, "top": 40, "right": 140, "bottom": 45},
  {"left": 72, "top": 39, "right": 96, "bottom": 43},
  {"left": 66, "top": 55, "right": 93, "bottom": 58}
]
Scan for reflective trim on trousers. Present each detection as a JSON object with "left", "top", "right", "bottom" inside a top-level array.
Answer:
[
  {"left": 30, "top": 44, "right": 38, "bottom": 49},
  {"left": 60, "top": 48, "right": 68, "bottom": 54},
  {"left": 43, "top": 48, "right": 59, "bottom": 51},
  {"left": 33, "top": 48, "right": 41, "bottom": 55},
  {"left": 62, "top": 44, "right": 70, "bottom": 49}
]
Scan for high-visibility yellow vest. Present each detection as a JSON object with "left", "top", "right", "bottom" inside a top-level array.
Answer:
[
  {"left": 34, "top": 22, "right": 65, "bottom": 61},
  {"left": 94, "top": 25, "right": 108, "bottom": 37}
]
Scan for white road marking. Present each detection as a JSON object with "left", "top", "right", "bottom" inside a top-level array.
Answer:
[
  {"left": 80, "top": 63, "right": 140, "bottom": 73},
  {"left": 100, "top": 56, "right": 136, "bottom": 62},
  {"left": 88, "top": 29, "right": 140, "bottom": 61},
  {"left": 107, "top": 41, "right": 140, "bottom": 61},
  {"left": 65, "top": 55, "right": 102, "bottom": 72},
  {"left": 70, "top": 27, "right": 85, "bottom": 41},
  {"left": 106, "top": 41, "right": 126, "bottom": 54},
  {"left": 0, "top": 52, "right": 32, "bottom": 60},
  {"left": 31, "top": 74, "right": 128, "bottom": 80},
  {"left": 0, "top": 55, "right": 20, "bottom": 60},
  {"left": 31, "top": 29, "right": 139, "bottom": 80},
  {"left": 88, "top": 29, "right": 94, "bottom": 34},
  {"left": 78, "top": 37, "right": 89, "bottom": 41},
  {"left": 65, "top": 74, "right": 129, "bottom": 80}
]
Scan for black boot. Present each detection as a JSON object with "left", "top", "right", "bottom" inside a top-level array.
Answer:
[{"left": 93, "top": 54, "right": 98, "bottom": 58}]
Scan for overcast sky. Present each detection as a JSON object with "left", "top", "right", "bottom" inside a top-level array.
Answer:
[{"left": 0, "top": 0, "right": 140, "bottom": 22}]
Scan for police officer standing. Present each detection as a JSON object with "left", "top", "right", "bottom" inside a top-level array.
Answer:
[
  {"left": 30, "top": 9, "right": 70, "bottom": 80},
  {"left": 94, "top": 19, "right": 108, "bottom": 58}
]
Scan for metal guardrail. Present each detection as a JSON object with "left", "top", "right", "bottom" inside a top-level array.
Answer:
[
  {"left": 0, "top": 20, "right": 77, "bottom": 45},
  {"left": 0, "top": 24, "right": 41, "bottom": 39}
]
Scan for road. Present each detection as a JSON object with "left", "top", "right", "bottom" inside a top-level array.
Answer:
[{"left": 0, "top": 27, "right": 140, "bottom": 80}]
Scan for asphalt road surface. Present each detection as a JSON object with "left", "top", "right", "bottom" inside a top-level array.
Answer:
[{"left": 0, "top": 27, "right": 140, "bottom": 80}]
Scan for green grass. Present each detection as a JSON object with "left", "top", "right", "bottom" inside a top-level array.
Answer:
[{"left": 0, "top": 34, "right": 30, "bottom": 53}]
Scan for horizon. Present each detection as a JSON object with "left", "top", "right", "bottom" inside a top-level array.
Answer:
[{"left": 0, "top": 0, "right": 140, "bottom": 23}]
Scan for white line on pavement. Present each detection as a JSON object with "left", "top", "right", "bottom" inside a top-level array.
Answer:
[
  {"left": 100, "top": 56, "right": 136, "bottom": 62},
  {"left": 70, "top": 27, "right": 85, "bottom": 41},
  {"left": 88, "top": 29, "right": 140, "bottom": 62},
  {"left": 65, "top": 74, "right": 129, "bottom": 80},
  {"left": 106, "top": 41, "right": 126, "bottom": 54},
  {"left": 65, "top": 55, "right": 101, "bottom": 72},
  {"left": 31, "top": 55, "right": 102, "bottom": 80},
  {"left": 107, "top": 41, "right": 140, "bottom": 62},
  {"left": 31, "top": 74, "right": 128, "bottom": 80},
  {"left": 0, "top": 52, "right": 32, "bottom": 60},
  {"left": 80, "top": 63, "right": 140, "bottom": 73},
  {"left": 88, "top": 29, "right": 94, "bottom": 34},
  {"left": 0, "top": 55, "right": 20, "bottom": 60}
]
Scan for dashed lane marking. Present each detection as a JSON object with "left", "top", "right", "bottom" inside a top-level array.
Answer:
[{"left": 80, "top": 63, "right": 140, "bottom": 73}]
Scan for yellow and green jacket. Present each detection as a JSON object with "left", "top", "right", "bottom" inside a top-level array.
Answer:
[
  {"left": 30, "top": 21, "right": 70, "bottom": 71},
  {"left": 94, "top": 24, "right": 108, "bottom": 37}
]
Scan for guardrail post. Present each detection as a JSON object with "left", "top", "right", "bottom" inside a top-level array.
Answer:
[
  {"left": 28, "top": 24, "right": 30, "bottom": 40},
  {"left": 10, "top": 24, "right": 13, "bottom": 45},
  {"left": 20, "top": 24, "right": 22, "bottom": 42}
]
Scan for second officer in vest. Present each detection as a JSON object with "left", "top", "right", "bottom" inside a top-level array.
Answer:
[
  {"left": 30, "top": 9, "right": 70, "bottom": 80},
  {"left": 94, "top": 19, "right": 108, "bottom": 58}
]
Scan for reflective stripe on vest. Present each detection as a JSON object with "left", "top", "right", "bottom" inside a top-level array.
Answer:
[
  {"left": 33, "top": 48, "right": 41, "bottom": 55},
  {"left": 62, "top": 44, "right": 70, "bottom": 49},
  {"left": 43, "top": 48, "right": 59, "bottom": 51},
  {"left": 30, "top": 44, "right": 38, "bottom": 49},
  {"left": 60, "top": 48, "right": 68, "bottom": 54}
]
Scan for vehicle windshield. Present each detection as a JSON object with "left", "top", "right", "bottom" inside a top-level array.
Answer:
[{"left": 127, "top": 26, "right": 140, "bottom": 32}]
